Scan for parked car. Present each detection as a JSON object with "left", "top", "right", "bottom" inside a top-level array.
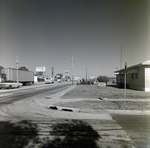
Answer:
[{"left": 0, "top": 82, "right": 22, "bottom": 89}]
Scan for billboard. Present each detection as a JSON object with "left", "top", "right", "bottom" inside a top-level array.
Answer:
[{"left": 36, "top": 67, "right": 46, "bottom": 72}]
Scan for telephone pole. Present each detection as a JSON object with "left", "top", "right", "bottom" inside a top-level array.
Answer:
[
  {"left": 71, "top": 56, "right": 74, "bottom": 85},
  {"left": 120, "top": 44, "right": 122, "bottom": 70},
  {"left": 16, "top": 56, "right": 18, "bottom": 83}
]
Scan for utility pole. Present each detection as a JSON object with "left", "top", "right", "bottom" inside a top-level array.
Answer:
[
  {"left": 124, "top": 62, "right": 127, "bottom": 106},
  {"left": 52, "top": 67, "right": 54, "bottom": 79},
  {"left": 16, "top": 56, "right": 18, "bottom": 83},
  {"left": 86, "top": 68, "right": 87, "bottom": 84},
  {"left": 71, "top": 56, "right": 74, "bottom": 85},
  {"left": 52, "top": 67, "right": 54, "bottom": 78},
  {"left": 120, "top": 44, "right": 122, "bottom": 70}
]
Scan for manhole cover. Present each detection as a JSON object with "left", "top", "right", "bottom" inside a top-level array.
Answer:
[{"left": 45, "top": 97, "right": 51, "bottom": 99}]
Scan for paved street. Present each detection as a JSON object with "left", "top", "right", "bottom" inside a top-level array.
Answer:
[{"left": 112, "top": 114, "right": 150, "bottom": 148}]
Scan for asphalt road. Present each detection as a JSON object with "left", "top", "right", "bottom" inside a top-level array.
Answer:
[
  {"left": 112, "top": 114, "right": 150, "bottom": 148},
  {"left": 0, "top": 82, "right": 71, "bottom": 104}
]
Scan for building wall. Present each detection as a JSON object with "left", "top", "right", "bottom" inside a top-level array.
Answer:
[
  {"left": 115, "top": 61, "right": 150, "bottom": 91},
  {"left": 126, "top": 66, "right": 145, "bottom": 91},
  {"left": 145, "top": 67, "right": 150, "bottom": 91}
]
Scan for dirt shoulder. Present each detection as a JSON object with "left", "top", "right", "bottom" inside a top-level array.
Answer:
[{"left": 55, "top": 85, "right": 150, "bottom": 111}]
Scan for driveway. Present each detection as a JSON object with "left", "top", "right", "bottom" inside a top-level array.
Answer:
[{"left": 112, "top": 114, "right": 150, "bottom": 148}]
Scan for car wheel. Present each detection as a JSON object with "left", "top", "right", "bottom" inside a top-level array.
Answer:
[{"left": 9, "top": 85, "right": 12, "bottom": 89}]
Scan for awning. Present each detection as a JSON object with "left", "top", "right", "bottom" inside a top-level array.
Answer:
[{"left": 127, "top": 68, "right": 138, "bottom": 74}]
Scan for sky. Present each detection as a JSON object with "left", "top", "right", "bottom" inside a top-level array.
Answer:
[{"left": 0, "top": 0, "right": 150, "bottom": 78}]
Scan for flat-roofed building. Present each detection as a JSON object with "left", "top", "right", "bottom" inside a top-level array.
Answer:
[{"left": 114, "top": 60, "right": 150, "bottom": 91}]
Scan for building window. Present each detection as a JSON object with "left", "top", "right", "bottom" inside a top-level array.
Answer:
[{"left": 135, "top": 73, "right": 138, "bottom": 79}]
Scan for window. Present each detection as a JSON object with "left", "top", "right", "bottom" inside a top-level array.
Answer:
[{"left": 135, "top": 73, "right": 138, "bottom": 79}]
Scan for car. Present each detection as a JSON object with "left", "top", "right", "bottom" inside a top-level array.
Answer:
[
  {"left": 0, "top": 82, "right": 23, "bottom": 89},
  {"left": 57, "top": 79, "right": 62, "bottom": 83},
  {"left": 45, "top": 77, "right": 53, "bottom": 84}
]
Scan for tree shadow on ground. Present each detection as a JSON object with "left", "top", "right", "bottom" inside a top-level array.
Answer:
[
  {"left": 0, "top": 120, "right": 39, "bottom": 148},
  {"left": 42, "top": 120, "right": 100, "bottom": 148},
  {"left": 0, "top": 120, "right": 100, "bottom": 148}
]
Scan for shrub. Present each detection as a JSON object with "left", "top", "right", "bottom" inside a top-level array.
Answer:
[{"left": 97, "top": 76, "right": 109, "bottom": 84}]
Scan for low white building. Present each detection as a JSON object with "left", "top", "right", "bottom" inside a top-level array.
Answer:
[{"left": 115, "top": 60, "right": 150, "bottom": 91}]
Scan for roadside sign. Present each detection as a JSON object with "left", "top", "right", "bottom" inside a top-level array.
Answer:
[{"left": 36, "top": 67, "right": 46, "bottom": 72}]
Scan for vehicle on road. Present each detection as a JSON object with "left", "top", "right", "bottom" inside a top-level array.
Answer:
[
  {"left": 45, "top": 77, "right": 54, "bottom": 84},
  {"left": 0, "top": 68, "right": 34, "bottom": 85},
  {"left": 55, "top": 74, "right": 63, "bottom": 81},
  {"left": 57, "top": 79, "right": 62, "bottom": 83},
  {"left": 0, "top": 82, "right": 22, "bottom": 89}
]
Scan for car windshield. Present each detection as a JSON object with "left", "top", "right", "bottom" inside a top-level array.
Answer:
[{"left": 46, "top": 78, "right": 50, "bottom": 80}]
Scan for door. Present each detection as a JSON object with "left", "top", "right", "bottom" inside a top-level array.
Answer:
[{"left": 145, "top": 68, "right": 150, "bottom": 91}]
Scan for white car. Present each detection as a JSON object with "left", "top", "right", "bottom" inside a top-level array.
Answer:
[
  {"left": 0, "top": 82, "right": 22, "bottom": 89},
  {"left": 45, "top": 78, "right": 52, "bottom": 84},
  {"left": 57, "top": 79, "right": 62, "bottom": 83},
  {"left": 45, "top": 77, "right": 55, "bottom": 84}
]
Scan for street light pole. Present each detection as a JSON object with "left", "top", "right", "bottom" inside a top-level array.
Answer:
[
  {"left": 16, "top": 56, "right": 18, "bottom": 83},
  {"left": 71, "top": 55, "right": 74, "bottom": 85}
]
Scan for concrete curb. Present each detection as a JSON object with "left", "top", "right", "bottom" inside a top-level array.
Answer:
[
  {"left": 33, "top": 85, "right": 77, "bottom": 108},
  {"left": 34, "top": 85, "right": 150, "bottom": 116},
  {"left": 109, "top": 110, "right": 150, "bottom": 115}
]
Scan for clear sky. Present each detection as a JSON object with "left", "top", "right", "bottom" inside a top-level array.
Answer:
[{"left": 0, "top": 0, "right": 150, "bottom": 78}]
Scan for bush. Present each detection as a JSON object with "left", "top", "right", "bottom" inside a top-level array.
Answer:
[{"left": 97, "top": 76, "right": 109, "bottom": 84}]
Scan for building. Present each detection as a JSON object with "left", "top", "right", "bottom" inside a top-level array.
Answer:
[{"left": 114, "top": 60, "right": 150, "bottom": 91}]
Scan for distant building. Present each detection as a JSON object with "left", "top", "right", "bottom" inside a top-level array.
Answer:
[{"left": 114, "top": 60, "right": 150, "bottom": 91}]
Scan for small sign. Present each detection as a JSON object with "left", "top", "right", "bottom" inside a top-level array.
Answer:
[
  {"left": 98, "top": 82, "right": 106, "bottom": 88},
  {"left": 65, "top": 70, "right": 69, "bottom": 74}
]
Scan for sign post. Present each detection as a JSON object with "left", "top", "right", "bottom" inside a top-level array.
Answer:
[
  {"left": 52, "top": 67, "right": 54, "bottom": 79},
  {"left": 124, "top": 62, "right": 127, "bottom": 106},
  {"left": 16, "top": 56, "right": 18, "bottom": 83},
  {"left": 71, "top": 56, "right": 74, "bottom": 85}
]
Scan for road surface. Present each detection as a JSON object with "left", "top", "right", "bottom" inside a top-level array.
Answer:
[
  {"left": 112, "top": 114, "right": 150, "bottom": 148},
  {"left": 0, "top": 82, "right": 71, "bottom": 104}
]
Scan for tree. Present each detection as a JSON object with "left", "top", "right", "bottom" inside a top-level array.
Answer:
[
  {"left": 0, "top": 66, "right": 4, "bottom": 69},
  {"left": 97, "top": 76, "right": 109, "bottom": 84},
  {"left": 18, "top": 66, "right": 29, "bottom": 71}
]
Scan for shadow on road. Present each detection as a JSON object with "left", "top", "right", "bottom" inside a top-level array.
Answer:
[
  {"left": 0, "top": 120, "right": 38, "bottom": 148},
  {"left": 45, "top": 120, "right": 100, "bottom": 148},
  {"left": 0, "top": 120, "right": 100, "bottom": 148}
]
